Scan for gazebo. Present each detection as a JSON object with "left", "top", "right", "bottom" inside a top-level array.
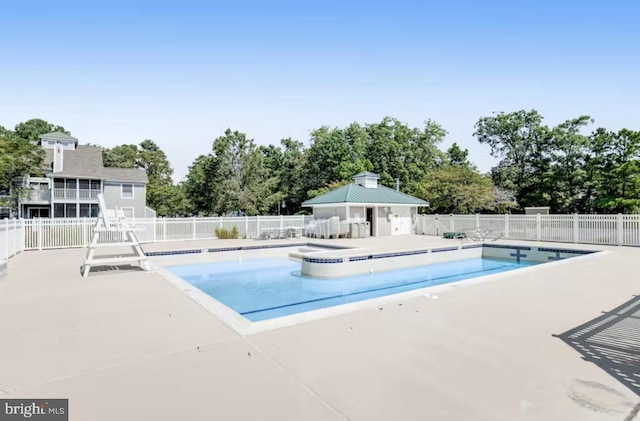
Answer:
[{"left": 302, "top": 172, "right": 429, "bottom": 237}]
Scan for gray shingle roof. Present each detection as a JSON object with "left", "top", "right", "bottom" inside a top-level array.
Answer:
[
  {"left": 44, "top": 145, "right": 148, "bottom": 183},
  {"left": 302, "top": 183, "right": 428, "bottom": 206}
]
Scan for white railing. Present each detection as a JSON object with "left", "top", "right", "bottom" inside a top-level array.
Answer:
[
  {"left": 0, "top": 219, "right": 24, "bottom": 260},
  {"left": 78, "top": 189, "right": 99, "bottom": 199},
  {"left": 53, "top": 188, "right": 75, "bottom": 199},
  {"left": 21, "top": 215, "right": 315, "bottom": 250},
  {"left": 53, "top": 189, "right": 99, "bottom": 200},
  {"left": 415, "top": 213, "right": 640, "bottom": 246},
  {"left": 23, "top": 186, "right": 51, "bottom": 202}
]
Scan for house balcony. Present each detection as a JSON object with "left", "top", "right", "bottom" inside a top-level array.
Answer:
[
  {"left": 21, "top": 186, "right": 51, "bottom": 204},
  {"left": 53, "top": 188, "right": 100, "bottom": 201}
]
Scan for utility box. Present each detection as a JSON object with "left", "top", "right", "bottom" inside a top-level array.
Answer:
[
  {"left": 364, "top": 221, "right": 371, "bottom": 237},
  {"left": 358, "top": 222, "right": 367, "bottom": 238},
  {"left": 524, "top": 206, "right": 550, "bottom": 215},
  {"left": 349, "top": 223, "right": 360, "bottom": 239}
]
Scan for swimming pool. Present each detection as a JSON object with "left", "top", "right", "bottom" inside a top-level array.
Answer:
[{"left": 168, "top": 257, "right": 540, "bottom": 321}]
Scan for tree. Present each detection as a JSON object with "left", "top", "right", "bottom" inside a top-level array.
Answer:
[
  {"left": 102, "top": 139, "right": 181, "bottom": 216},
  {"left": 14, "top": 118, "right": 69, "bottom": 141},
  {"left": 186, "top": 129, "right": 279, "bottom": 216},
  {"left": 260, "top": 138, "right": 307, "bottom": 214},
  {"left": 302, "top": 126, "right": 364, "bottom": 195},
  {"left": 366, "top": 117, "right": 445, "bottom": 194},
  {"left": 102, "top": 144, "right": 138, "bottom": 168},
  {"left": 492, "top": 187, "right": 519, "bottom": 214},
  {"left": 279, "top": 138, "right": 307, "bottom": 213},
  {"left": 475, "top": 110, "right": 555, "bottom": 210},
  {"left": 446, "top": 143, "right": 469, "bottom": 166},
  {"left": 546, "top": 116, "right": 592, "bottom": 213},
  {"left": 0, "top": 131, "right": 45, "bottom": 215},
  {"left": 183, "top": 154, "right": 216, "bottom": 215},
  {"left": 593, "top": 129, "right": 640, "bottom": 213},
  {"left": 413, "top": 165, "right": 496, "bottom": 214}
]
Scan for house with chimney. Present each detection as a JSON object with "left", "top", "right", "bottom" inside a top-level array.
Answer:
[{"left": 17, "top": 131, "right": 153, "bottom": 219}]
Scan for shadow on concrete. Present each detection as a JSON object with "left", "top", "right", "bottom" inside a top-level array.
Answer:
[
  {"left": 554, "top": 295, "right": 640, "bottom": 397},
  {"left": 79, "top": 264, "right": 146, "bottom": 277}
]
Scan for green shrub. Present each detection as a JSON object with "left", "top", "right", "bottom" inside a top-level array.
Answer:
[{"left": 215, "top": 225, "right": 239, "bottom": 239}]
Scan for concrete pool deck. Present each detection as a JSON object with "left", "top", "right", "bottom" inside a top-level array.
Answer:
[{"left": 1, "top": 235, "right": 639, "bottom": 420}]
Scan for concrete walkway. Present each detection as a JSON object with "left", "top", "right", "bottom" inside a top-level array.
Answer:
[{"left": 1, "top": 236, "right": 639, "bottom": 420}]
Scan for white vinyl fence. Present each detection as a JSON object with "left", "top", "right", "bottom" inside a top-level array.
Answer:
[
  {"left": 416, "top": 214, "right": 640, "bottom": 246},
  {"left": 0, "top": 219, "right": 24, "bottom": 260},
  {"left": 21, "top": 216, "right": 315, "bottom": 251},
  {"left": 2, "top": 213, "right": 639, "bottom": 257}
]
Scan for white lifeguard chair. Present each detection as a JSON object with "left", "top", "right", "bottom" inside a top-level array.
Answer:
[{"left": 81, "top": 194, "right": 150, "bottom": 277}]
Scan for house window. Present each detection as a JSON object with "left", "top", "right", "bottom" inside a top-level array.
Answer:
[
  {"left": 121, "top": 207, "right": 134, "bottom": 219},
  {"left": 66, "top": 179, "right": 77, "bottom": 189},
  {"left": 54, "top": 178, "right": 65, "bottom": 189},
  {"left": 121, "top": 184, "right": 133, "bottom": 199},
  {"left": 91, "top": 180, "right": 101, "bottom": 191},
  {"left": 90, "top": 204, "right": 99, "bottom": 217},
  {"left": 54, "top": 204, "right": 65, "bottom": 218},
  {"left": 79, "top": 204, "right": 90, "bottom": 218},
  {"left": 65, "top": 203, "right": 77, "bottom": 218},
  {"left": 79, "top": 180, "right": 90, "bottom": 190}
]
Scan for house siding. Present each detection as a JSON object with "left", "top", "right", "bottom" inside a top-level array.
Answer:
[
  {"left": 349, "top": 207, "right": 367, "bottom": 221},
  {"left": 313, "top": 207, "right": 346, "bottom": 220},
  {"left": 377, "top": 210, "right": 391, "bottom": 236},
  {"left": 103, "top": 182, "right": 147, "bottom": 218}
]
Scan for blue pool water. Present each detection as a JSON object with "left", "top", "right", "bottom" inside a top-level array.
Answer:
[{"left": 168, "top": 257, "right": 540, "bottom": 321}]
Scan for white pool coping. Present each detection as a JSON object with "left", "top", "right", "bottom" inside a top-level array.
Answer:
[{"left": 152, "top": 244, "right": 610, "bottom": 335}]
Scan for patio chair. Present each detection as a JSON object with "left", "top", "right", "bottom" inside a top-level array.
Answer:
[
  {"left": 81, "top": 194, "right": 150, "bottom": 277},
  {"left": 304, "top": 221, "right": 316, "bottom": 238},
  {"left": 339, "top": 220, "right": 349, "bottom": 238}
]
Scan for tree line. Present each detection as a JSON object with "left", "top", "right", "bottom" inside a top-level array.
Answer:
[{"left": 1, "top": 111, "right": 639, "bottom": 217}]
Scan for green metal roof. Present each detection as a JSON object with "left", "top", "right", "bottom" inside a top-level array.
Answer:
[
  {"left": 352, "top": 171, "right": 379, "bottom": 179},
  {"left": 302, "top": 183, "right": 429, "bottom": 206},
  {"left": 38, "top": 131, "right": 78, "bottom": 141}
]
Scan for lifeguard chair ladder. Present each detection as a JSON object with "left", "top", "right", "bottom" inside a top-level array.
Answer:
[{"left": 81, "top": 194, "right": 150, "bottom": 277}]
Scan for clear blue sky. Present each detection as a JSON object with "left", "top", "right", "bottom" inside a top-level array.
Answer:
[{"left": 1, "top": 0, "right": 638, "bottom": 181}]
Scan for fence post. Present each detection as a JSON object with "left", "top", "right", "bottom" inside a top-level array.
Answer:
[
  {"left": 20, "top": 219, "right": 25, "bottom": 252},
  {"left": 37, "top": 218, "right": 43, "bottom": 251},
  {"left": 82, "top": 218, "right": 87, "bottom": 247},
  {"left": 162, "top": 217, "right": 167, "bottom": 242},
  {"left": 245, "top": 216, "right": 249, "bottom": 239},
  {"left": 153, "top": 217, "right": 157, "bottom": 243},
  {"left": 504, "top": 214, "right": 509, "bottom": 239},
  {"left": 256, "top": 216, "right": 260, "bottom": 238},
  {"left": 4, "top": 219, "right": 8, "bottom": 259},
  {"left": 475, "top": 214, "right": 480, "bottom": 229},
  {"left": 573, "top": 214, "right": 579, "bottom": 243},
  {"left": 536, "top": 214, "right": 541, "bottom": 241},
  {"left": 13, "top": 218, "right": 18, "bottom": 256},
  {"left": 19, "top": 219, "right": 24, "bottom": 253},
  {"left": 617, "top": 214, "right": 624, "bottom": 245},
  {"left": 449, "top": 214, "right": 455, "bottom": 232},
  {"left": 192, "top": 217, "right": 197, "bottom": 240},
  {"left": 280, "top": 215, "right": 284, "bottom": 230}
]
